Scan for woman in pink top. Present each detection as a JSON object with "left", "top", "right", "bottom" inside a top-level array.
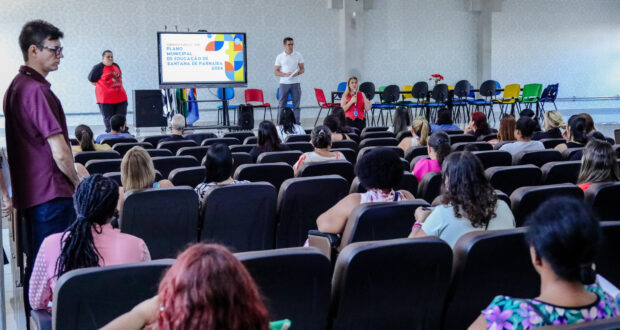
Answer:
[
  {"left": 412, "top": 131, "right": 451, "bottom": 182},
  {"left": 29, "top": 174, "right": 150, "bottom": 310}
]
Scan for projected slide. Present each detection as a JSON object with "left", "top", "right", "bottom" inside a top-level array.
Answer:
[{"left": 158, "top": 32, "right": 247, "bottom": 87}]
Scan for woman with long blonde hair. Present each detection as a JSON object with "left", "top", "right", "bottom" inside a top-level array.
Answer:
[
  {"left": 533, "top": 110, "right": 565, "bottom": 140},
  {"left": 340, "top": 76, "right": 371, "bottom": 131},
  {"left": 398, "top": 117, "right": 430, "bottom": 153}
]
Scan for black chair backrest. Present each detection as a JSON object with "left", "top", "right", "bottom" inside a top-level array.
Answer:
[
  {"left": 331, "top": 139, "right": 358, "bottom": 150},
  {"left": 284, "top": 134, "right": 311, "bottom": 143},
  {"left": 454, "top": 80, "right": 471, "bottom": 98},
  {"left": 449, "top": 134, "right": 476, "bottom": 144},
  {"left": 84, "top": 159, "right": 122, "bottom": 175},
  {"left": 613, "top": 144, "right": 620, "bottom": 158},
  {"left": 443, "top": 129, "right": 465, "bottom": 135},
  {"left": 347, "top": 133, "right": 361, "bottom": 144},
  {"left": 298, "top": 160, "right": 355, "bottom": 183},
  {"left": 381, "top": 84, "right": 400, "bottom": 103},
  {"left": 183, "top": 132, "right": 217, "bottom": 145},
  {"left": 360, "top": 126, "right": 389, "bottom": 134},
  {"left": 358, "top": 137, "right": 399, "bottom": 149},
  {"left": 331, "top": 148, "right": 357, "bottom": 165},
  {"left": 486, "top": 165, "right": 542, "bottom": 195},
  {"left": 360, "top": 131, "right": 395, "bottom": 139},
  {"left": 283, "top": 142, "right": 314, "bottom": 153},
  {"left": 201, "top": 183, "right": 277, "bottom": 252},
  {"left": 257, "top": 150, "right": 303, "bottom": 166},
  {"left": 431, "top": 84, "right": 449, "bottom": 102},
  {"left": 340, "top": 200, "right": 429, "bottom": 248},
  {"left": 442, "top": 228, "right": 539, "bottom": 330},
  {"left": 396, "top": 130, "right": 413, "bottom": 142},
  {"left": 472, "top": 150, "right": 513, "bottom": 169},
  {"left": 244, "top": 136, "right": 258, "bottom": 145},
  {"left": 52, "top": 259, "right": 174, "bottom": 330},
  {"left": 495, "top": 189, "right": 511, "bottom": 207},
  {"left": 493, "top": 140, "right": 515, "bottom": 150},
  {"left": 168, "top": 166, "right": 206, "bottom": 188},
  {"left": 359, "top": 81, "right": 375, "bottom": 100},
  {"left": 237, "top": 248, "right": 331, "bottom": 330},
  {"left": 562, "top": 147, "right": 584, "bottom": 160},
  {"left": 598, "top": 222, "right": 620, "bottom": 287},
  {"left": 404, "top": 146, "right": 428, "bottom": 162},
  {"left": 103, "top": 171, "right": 162, "bottom": 186},
  {"left": 540, "top": 138, "right": 566, "bottom": 149},
  {"left": 229, "top": 144, "right": 254, "bottom": 153},
  {"left": 451, "top": 141, "right": 493, "bottom": 151},
  {"left": 234, "top": 163, "right": 294, "bottom": 191},
  {"left": 231, "top": 152, "right": 253, "bottom": 172},
  {"left": 585, "top": 182, "right": 620, "bottom": 221},
  {"left": 141, "top": 135, "right": 171, "bottom": 147},
  {"left": 74, "top": 150, "right": 121, "bottom": 165},
  {"left": 331, "top": 238, "right": 452, "bottom": 330},
  {"left": 146, "top": 148, "right": 173, "bottom": 158},
  {"left": 513, "top": 149, "right": 562, "bottom": 167},
  {"left": 151, "top": 156, "right": 199, "bottom": 178},
  {"left": 176, "top": 146, "right": 210, "bottom": 162},
  {"left": 157, "top": 140, "right": 198, "bottom": 154},
  {"left": 121, "top": 187, "right": 199, "bottom": 259},
  {"left": 417, "top": 171, "right": 442, "bottom": 203},
  {"left": 349, "top": 171, "right": 418, "bottom": 196},
  {"left": 357, "top": 146, "right": 404, "bottom": 163},
  {"left": 541, "top": 160, "right": 581, "bottom": 185},
  {"left": 412, "top": 81, "right": 429, "bottom": 100},
  {"left": 112, "top": 142, "right": 153, "bottom": 156},
  {"left": 223, "top": 131, "right": 254, "bottom": 142},
  {"left": 479, "top": 80, "right": 497, "bottom": 98},
  {"left": 480, "top": 133, "right": 497, "bottom": 142},
  {"left": 276, "top": 175, "right": 349, "bottom": 248},
  {"left": 201, "top": 137, "right": 240, "bottom": 147},
  {"left": 100, "top": 137, "right": 138, "bottom": 147},
  {"left": 510, "top": 183, "right": 584, "bottom": 226}
]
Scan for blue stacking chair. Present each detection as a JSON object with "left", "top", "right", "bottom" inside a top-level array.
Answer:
[
  {"left": 372, "top": 85, "right": 400, "bottom": 126},
  {"left": 422, "top": 84, "right": 449, "bottom": 122},
  {"left": 452, "top": 80, "right": 471, "bottom": 123},
  {"left": 402, "top": 82, "right": 429, "bottom": 119},
  {"left": 468, "top": 80, "right": 498, "bottom": 123},
  {"left": 217, "top": 88, "right": 238, "bottom": 125},
  {"left": 539, "top": 83, "right": 559, "bottom": 112},
  {"left": 335, "top": 81, "right": 347, "bottom": 101}
]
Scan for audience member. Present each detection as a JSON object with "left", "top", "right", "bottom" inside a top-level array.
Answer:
[
  {"left": 249, "top": 121, "right": 290, "bottom": 161},
  {"left": 195, "top": 143, "right": 249, "bottom": 211},
  {"left": 117, "top": 147, "right": 173, "bottom": 216},
  {"left": 577, "top": 139, "right": 620, "bottom": 191},
  {"left": 102, "top": 243, "right": 271, "bottom": 330},
  {"left": 412, "top": 131, "right": 451, "bottom": 182},
  {"left": 431, "top": 108, "right": 460, "bottom": 133},
  {"left": 331, "top": 107, "right": 356, "bottom": 134},
  {"left": 390, "top": 106, "right": 411, "bottom": 134},
  {"left": 29, "top": 174, "right": 150, "bottom": 310},
  {"left": 72, "top": 124, "right": 112, "bottom": 153},
  {"left": 324, "top": 114, "right": 350, "bottom": 141},
  {"left": 499, "top": 116, "right": 545, "bottom": 156},
  {"left": 340, "top": 76, "right": 370, "bottom": 131},
  {"left": 159, "top": 114, "right": 188, "bottom": 142},
  {"left": 95, "top": 114, "right": 133, "bottom": 143},
  {"left": 555, "top": 115, "right": 588, "bottom": 153},
  {"left": 532, "top": 110, "right": 565, "bottom": 140},
  {"left": 409, "top": 151, "right": 515, "bottom": 247},
  {"left": 464, "top": 112, "right": 493, "bottom": 141},
  {"left": 398, "top": 117, "right": 430, "bottom": 153},
  {"left": 470, "top": 197, "right": 619, "bottom": 329},
  {"left": 293, "top": 126, "right": 345, "bottom": 176},
  {"left": 488, "top": 114, "right": 515, "bottom": 144},
  {"left": 578, "top": 112, "right": 596, "bottom": 133},
  {"left": 277, "top": 107, "right": 305, "bottom": 141},
  {"left": 316, "top": 148, "right": 414, "bottom": 234},
  {"left": 518, "top": 108, "right": 541, "bottom": 131}
]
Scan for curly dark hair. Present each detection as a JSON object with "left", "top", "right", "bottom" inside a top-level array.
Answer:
[
  {"left": 440, "top": 151, "right": 497, "bottom": 228},
  {"left": 355, "top": 147, "right": 403, "bottom": 190}
]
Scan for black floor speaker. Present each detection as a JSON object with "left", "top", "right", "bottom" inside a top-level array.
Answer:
[
  {"left": 237, "top": 104, "right": 255, "bottom": 130},
  {"left": 134, "top": 90, "right": 167, "bottom": 128}
]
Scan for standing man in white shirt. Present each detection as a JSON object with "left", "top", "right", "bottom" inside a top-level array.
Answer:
[{"left": 274, "top": 37, "right": 305, "bottom": 124}]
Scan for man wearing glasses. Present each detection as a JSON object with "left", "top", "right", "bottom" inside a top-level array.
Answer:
[{"left": 3, "top": 19, "right": 78, "bottom": 310}]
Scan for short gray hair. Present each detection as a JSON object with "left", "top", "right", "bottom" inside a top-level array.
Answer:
[{"left": 171, "top": 114, "right": 185, "bottom": 131}]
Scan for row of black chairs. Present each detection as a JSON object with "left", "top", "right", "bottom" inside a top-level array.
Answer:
[{"left": 32, "top": 222, "right": 620, "bottom": 330}]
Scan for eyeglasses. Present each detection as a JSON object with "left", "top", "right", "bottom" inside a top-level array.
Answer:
[{"left": 41, "top": 45, "right": 63, "bottom": 56}]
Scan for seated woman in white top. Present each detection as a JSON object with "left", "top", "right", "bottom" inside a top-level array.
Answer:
[
  {"left": 398, "top": 117, "right": 429, "bottom": 153},
  {"left": 29, "top": 175, "right": 150, "bottom": 310},
  {"left": 499, "top": 116, "right": 545, "bottom": 156},
  {"left": 409, "top": 151, "right": 515, "bottom": 248},
  {"left": 293, "top": 125, "right": 345, "bottom": 176},
  {"left": 277, "top": 107, "right": 305, "bottom": 141},
  {"left": 316, "top": 148, "right": 414, "bottom": 234}
]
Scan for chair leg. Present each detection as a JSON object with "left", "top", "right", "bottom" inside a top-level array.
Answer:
[
  {"left": 314, "top": 107, "right": 323, "bottom": 127},
  {"left": 269, "top": 106, "right": 274, "bottom": 121}
]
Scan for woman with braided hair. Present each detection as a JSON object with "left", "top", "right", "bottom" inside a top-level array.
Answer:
[{"left": 29, "top": 174, "right": 150, "bottom": 310}]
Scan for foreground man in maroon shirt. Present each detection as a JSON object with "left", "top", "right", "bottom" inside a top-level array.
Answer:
[{"left": 2, "top": 19, "right": 79, "bottom": 310}]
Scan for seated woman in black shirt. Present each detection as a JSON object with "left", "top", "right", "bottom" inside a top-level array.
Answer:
[
  {"left": 533, "top": 110, "right": 565, "bottom": 140},
  {"left": 249, "top": 120, "right": 289, "bottom": 161},
  {"left": 555, "top": 115, "right": 588, "bottom": 153}
]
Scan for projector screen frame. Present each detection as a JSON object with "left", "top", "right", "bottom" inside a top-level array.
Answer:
[{"left": 157, "top": 31, "right": 248, "bottom": 89}]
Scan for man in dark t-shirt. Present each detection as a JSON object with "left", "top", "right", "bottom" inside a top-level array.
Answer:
[{"left": 3, "top": 20, "right": 78, "bottom": 310}]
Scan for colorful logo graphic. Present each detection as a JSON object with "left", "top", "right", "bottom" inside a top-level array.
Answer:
[{"left": 205, "top": 34, "right": 244, "bottom": 81}]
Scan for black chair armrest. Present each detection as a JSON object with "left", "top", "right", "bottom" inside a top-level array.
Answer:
[
  {"left": 308, "top": 230, "right": 341, "bottom": 246},
  {"left": 307, "top": 230, "right": 341, "bottom": 261},
  {"left": 30, "top": 310, "right": 52, "bottom": 330}
]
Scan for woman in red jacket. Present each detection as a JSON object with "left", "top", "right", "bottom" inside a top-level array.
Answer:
[{"left": 88, "top": 50, "right": 128, "bottom": 132}]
